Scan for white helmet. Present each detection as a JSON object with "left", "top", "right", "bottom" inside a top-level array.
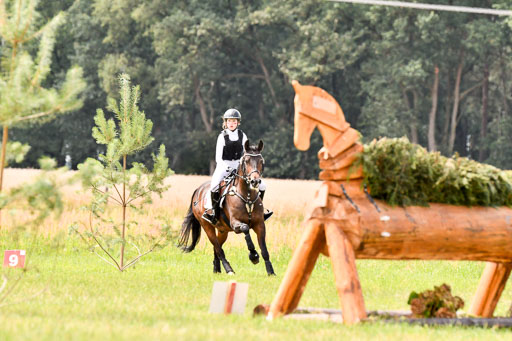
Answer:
[{"left": 223, "top": 108, "right": 241, "bottom": 121}]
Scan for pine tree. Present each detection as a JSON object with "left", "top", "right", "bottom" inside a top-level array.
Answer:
[
  {"left": 75, "top": 74, "right": 172, "bottom": 271},
  {"left": 0, "top": 0, "right": 86, "bottom": 215}
]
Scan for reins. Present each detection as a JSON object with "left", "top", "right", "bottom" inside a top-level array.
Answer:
[{"left": 227, "top": 152, "right": 264, "bottom": 226}]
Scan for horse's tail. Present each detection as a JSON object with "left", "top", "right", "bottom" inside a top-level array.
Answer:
[{"left": 178, "top": 190, "right": 201, "bottom": 253}]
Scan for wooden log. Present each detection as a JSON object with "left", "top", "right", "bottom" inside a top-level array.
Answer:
[
  {"left": 325, "top": 222, "right": 367, "bottom": 324},
  {"left": 268, "top": 220, "right": 326, "bottom": 318},
  {"left": 330, "top": 196, "right": 512, "bottom": 262},
  {"left": 469, "top": 262, "right": 512, "bottom": 317}
]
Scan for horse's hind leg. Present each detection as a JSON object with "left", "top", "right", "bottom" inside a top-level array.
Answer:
[
  {"left": 244, "top": 231, "right": 260, "bottom": 265},
  {"left": 255, "top": 225, "right": 275, "bottom": 276},
  {"left": 212, "top": 231, "right": 226, "bottom": 273},
  {"left": 212, "top": 231, "right": 228, "bottom": 273}
]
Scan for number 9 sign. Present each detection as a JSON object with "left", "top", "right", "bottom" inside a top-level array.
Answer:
[{"left": 3, "top": 250, "right": 26, "bottom": 268}]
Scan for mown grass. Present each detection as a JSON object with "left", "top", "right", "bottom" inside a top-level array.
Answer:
[
  {"left": 0, "top": 232, "right": 512, "bottom": 341},
  {"left": 0, "top": 169, "right": 511, "bottom": 340}
]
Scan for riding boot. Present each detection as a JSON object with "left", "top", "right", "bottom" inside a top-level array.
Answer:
[
  {"left": 202, "top": 190, "right": 220, "bottom": 224},
  {"left": 259, "top": 190, "right": 273, "bottom": 221},
  {"left": 212, "top": 190, "right": 221, "bottom": 221}
]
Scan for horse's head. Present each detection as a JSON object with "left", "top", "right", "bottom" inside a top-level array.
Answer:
[
  {"left": 292, "top": 80, "right": 350, "bottom": 151},
  {"left": 241, "top": 140, "right": 265, "bottom": 190}
]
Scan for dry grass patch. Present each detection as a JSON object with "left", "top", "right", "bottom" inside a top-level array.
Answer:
[{"left": 1, "top": 168, "right": 321, "bottom": 250}]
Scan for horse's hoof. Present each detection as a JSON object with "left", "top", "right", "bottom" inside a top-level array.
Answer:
[
  {"left": 267, "top": 272, "right": 276, "bottom": 276},
  {"left": 227, "top": 271, "right": 235, "bottom": 276},
  {"left": 249, "top": 253, "right": 260, "bottom": 264}
]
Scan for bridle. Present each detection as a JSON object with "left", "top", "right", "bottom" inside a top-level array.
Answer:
[
  {"left": 227, "top": 152, "right": 265, "bottom": 226},
  {"left": 241, "top": 152, "right": 265, "bottom": 180}
]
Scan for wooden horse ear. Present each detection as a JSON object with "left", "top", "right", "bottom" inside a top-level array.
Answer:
[
  {"left": 258, "top": 140, "right": 264, "bottom": 152},
  {"left": 244, "top": 140, "right": 250, "bottom": 151}
]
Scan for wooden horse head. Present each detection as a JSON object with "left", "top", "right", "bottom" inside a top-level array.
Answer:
[{"left": 292, "top": 80, "right": 359, "bottom": 159}]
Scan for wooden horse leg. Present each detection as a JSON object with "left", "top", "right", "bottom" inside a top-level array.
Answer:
[
  {"left": 268, "top": 219, "right": 325, "bottom": 318},
  {"left": 469, "top": 262, "right": 512, "bottom": 317},
  {"left": 325, "top": 222, "right": 366, "bottom": 324}
]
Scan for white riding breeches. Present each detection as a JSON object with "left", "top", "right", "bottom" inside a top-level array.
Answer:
[{"left": 205, "top": 162, "right": 266, "bottom": 209}]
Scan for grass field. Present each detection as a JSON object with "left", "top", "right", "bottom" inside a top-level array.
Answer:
[{"left": 0, "top": 169, "right": 512, "bottom": 340}]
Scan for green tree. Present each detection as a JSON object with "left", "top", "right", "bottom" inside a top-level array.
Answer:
[
  {"left": 75, "top": 74, "right": 172, "bottom": 271},
  {"left": 0, "top": 0, "right": 85, "bottom": 198}
]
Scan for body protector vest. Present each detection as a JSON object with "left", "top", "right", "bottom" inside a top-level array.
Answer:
[{"left": 222, "top": 129, "right": 244, "bottom": 161}]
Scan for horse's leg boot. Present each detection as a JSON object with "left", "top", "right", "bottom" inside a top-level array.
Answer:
[{"left": 259, "top": 190, "right": 273, "bottom": 221}]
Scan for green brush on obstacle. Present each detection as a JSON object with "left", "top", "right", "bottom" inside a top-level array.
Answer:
[{"left": 357, "top": 137, "right": 512, "bottom": 207}]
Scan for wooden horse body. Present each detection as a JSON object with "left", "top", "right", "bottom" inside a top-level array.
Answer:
[{"left": 268, "top": 81, "right": 512, "bottom": 324}]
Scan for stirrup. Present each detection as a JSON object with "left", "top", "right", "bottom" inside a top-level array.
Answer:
[
  {"left": 263, "top": 209, "right": 273, "bottom": 221},
  {"left": 202, "top": 210, "right": 217, "bottom": 225}
]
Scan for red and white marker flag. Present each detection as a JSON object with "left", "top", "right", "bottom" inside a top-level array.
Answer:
[
  {"left": 209, "top": 280, "right": 249, "bottom": 314},
  {"left": 3, "top": 250, "right": 26, "bottom": 268}
]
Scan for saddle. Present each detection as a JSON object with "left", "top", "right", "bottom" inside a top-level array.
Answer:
[{"left": 218, "top": 168, "right": 237, "bottom": 209}]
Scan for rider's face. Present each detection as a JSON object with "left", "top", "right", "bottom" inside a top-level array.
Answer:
[{"left": 226, "top": 118, "right": 239, "bottom": 131}]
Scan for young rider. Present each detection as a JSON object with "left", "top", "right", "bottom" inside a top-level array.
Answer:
[{"left": 202, "top": 108, "right": 272, "bottom": 224}]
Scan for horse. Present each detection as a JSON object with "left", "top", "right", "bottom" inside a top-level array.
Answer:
[{"left": 178, "top": 140, "right": 276, "bottom": 276}]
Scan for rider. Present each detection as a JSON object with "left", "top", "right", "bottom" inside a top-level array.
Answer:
[{"left": 202, "top": 108, "right": 273, "bottom": 224}]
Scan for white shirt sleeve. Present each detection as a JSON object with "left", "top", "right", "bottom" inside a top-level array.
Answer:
[
  {"left": 242, "top": 132, "right": 248, "bottom": 151},
  {"left": 215, "top": 133, "right": 225, "bottom": 165}
]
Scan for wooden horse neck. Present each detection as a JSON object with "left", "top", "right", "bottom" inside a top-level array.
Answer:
[{"left": 316, "top": 122, "right": 344, "bottom": 150}]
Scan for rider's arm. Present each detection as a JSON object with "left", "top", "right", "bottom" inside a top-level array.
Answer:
[
  {"left": 215, "top": 133, "right": 225, "bottom": 165},
  {"left": 242, "top": 132, "right": 248, "bottom": 150}
]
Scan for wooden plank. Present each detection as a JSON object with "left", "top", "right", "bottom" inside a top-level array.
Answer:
[
  {"left": 268, "top": 220, "right": 326, "bottom": 318},
  {"left": 319, "top": 143, "right": 363, "bottom": 170},
  {"left": 469, "top": 262, "right": 512, "bottom": 317},
  {"left": 292, "top": 81, "right": 349, "bottom": 132},
  {"left": 319, "top": 164, "right": 364, "bottom": 181},
  {"left": 325, "top": 222, "right": 367, "bottom": 324},
  {"left": 325, "top": 180, "right": 366, "bottom": 198},
  {"left": 324, "top": 128, "right": 360, "bottom": 158}
]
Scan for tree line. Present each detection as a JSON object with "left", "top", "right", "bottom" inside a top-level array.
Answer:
[{"left": 5, "top": 0, "right": 512, "bottom": 179}]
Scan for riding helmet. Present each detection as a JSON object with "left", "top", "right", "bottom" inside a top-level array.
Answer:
[{"left": 223, "top": 108, "right": 242, "bottom": 121}]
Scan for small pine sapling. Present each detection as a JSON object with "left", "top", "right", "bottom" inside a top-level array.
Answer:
[{"left": 73, "top": 74, "right": 173, "bottom": 271}]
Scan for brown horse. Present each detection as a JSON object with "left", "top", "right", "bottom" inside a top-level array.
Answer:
[{"left": 178, "top": 140, "right": 275, "bottom": 276}]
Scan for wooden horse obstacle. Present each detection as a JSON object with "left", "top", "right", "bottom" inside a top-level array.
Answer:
[{"left": 267, "top": 80, "right": 512, "bottom": 324}]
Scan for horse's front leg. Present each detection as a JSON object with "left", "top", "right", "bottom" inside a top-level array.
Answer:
[
  {"left": 230, "top": 217, "right": 250, "bottom": 234},
  {"left": 254, "top": 223, "right": 275, "bottom": 276},
  {"left": 244, "top": 231, "right": 260, "bottom": 264},
  {"left": 213, "top": 253, "right": 221, "bottom": 273},
  {"left": 204, "top": 225, "right": 235, "bottom": 274}
]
